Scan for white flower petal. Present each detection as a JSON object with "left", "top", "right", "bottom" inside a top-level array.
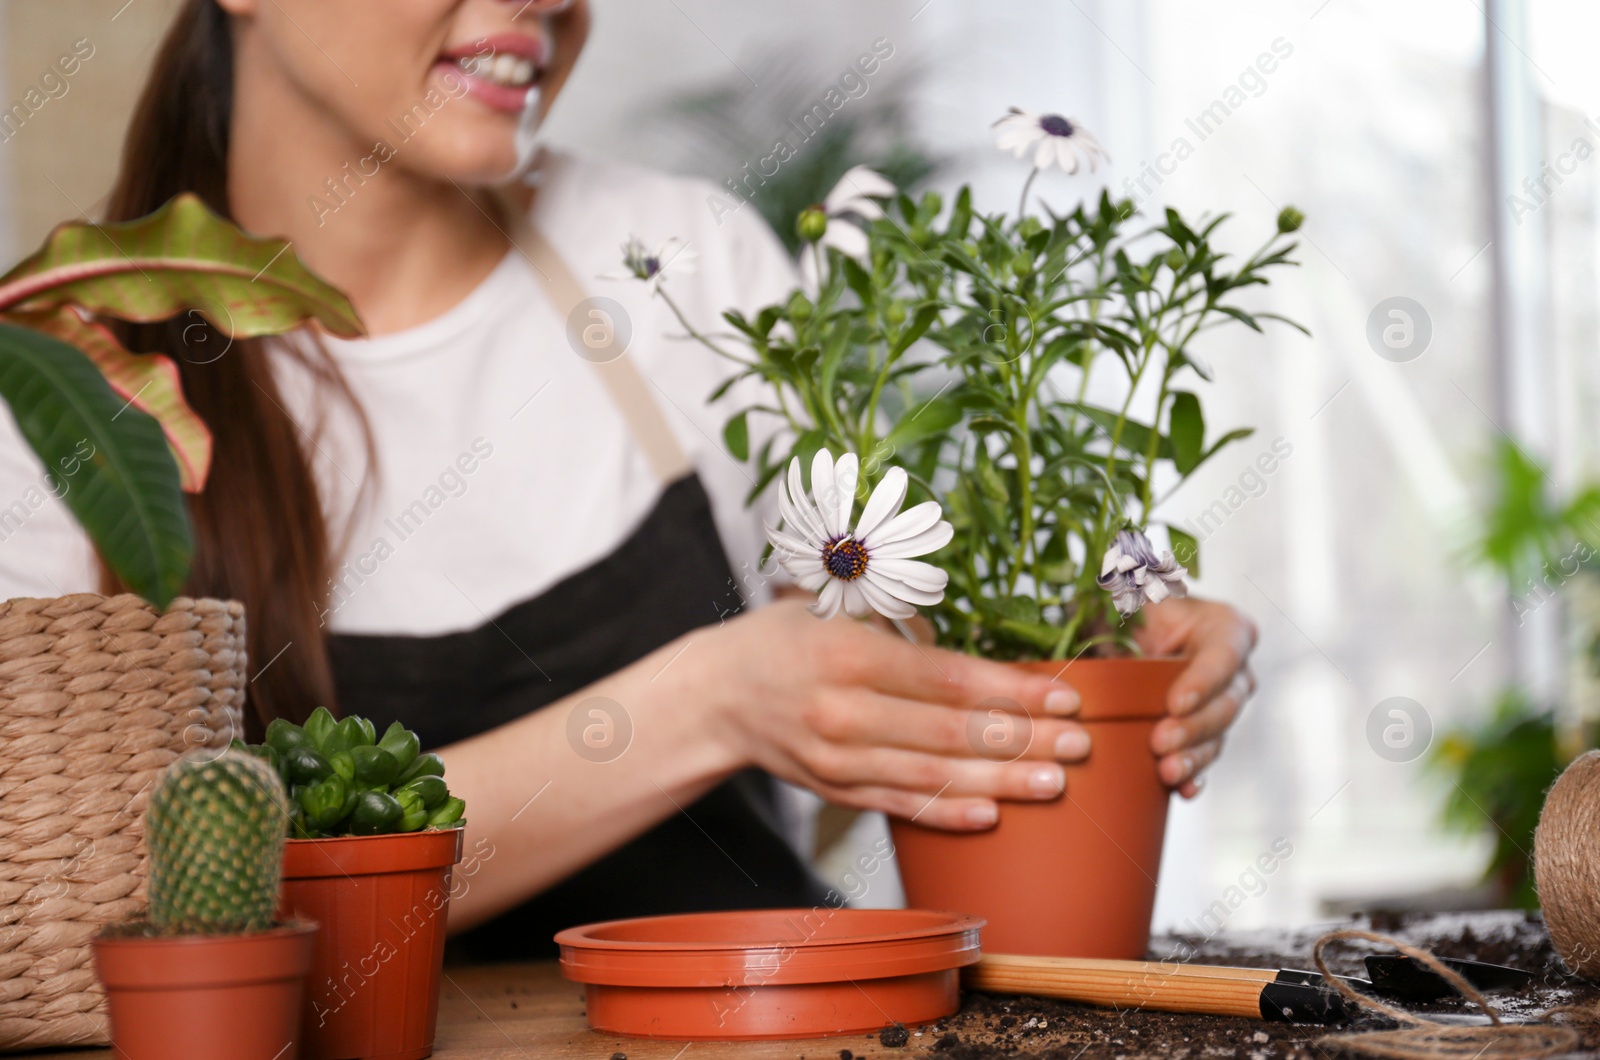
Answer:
[
  {"left": 1034, "top": 138, "right": 1057, "bottom": 170},
  {"left": 863, "top": 500, "right": 944, "bottom": 549},
  {"left": 833, "top": 452, "right": 860, "bottom": 533},
  {"left": 864, "top": 568, "right": 945, "bottom": 607},
  {"left": 811, "top": 579, "right": 844, "bottom": 619},
  {"left": 869, "top": 521, "right": 954, "bottom": 560},
  {"left": 796, "top": 568, "right": 831, "bottom": 592},
  {"left": 842, "top": 581, "right": 874, "bottom": 618},
  {"left": 786, "top": 456, "right": 827, "bottom": 543},
  {"left": 825, "top": 166, "right": 895, "bottom": 213},
  {"left": 767, "top": 526, "right": 815, "bottom": 560},
  {"left": 854, "top": 467, "right": 908, "bottom": 543},
  {"left": 810, "top": 449, "right": 841, "bottom": 537},
  {"left": 1143, "top": 577, "right": 1171, "bottom": 606},
  {"left": 870, "top": 557, "right": 949, "bottom": 594},
  {"left": 821, "top": 223, "right": 870, "bottom": 260},
  {"left": 854, "top": 577, "right": 917, "bottom": 619}
]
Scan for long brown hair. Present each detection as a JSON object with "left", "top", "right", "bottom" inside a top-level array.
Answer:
[{"left": 101, "top": 0, "right": 364, "bottom": 736}]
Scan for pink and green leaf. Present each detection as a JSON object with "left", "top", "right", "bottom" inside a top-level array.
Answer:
[
  {"left": 0, "top": 192, "right": 364, "bottom": 339},
  {"left": 11, "top": 308, "right": 211, "bottom": 492}
]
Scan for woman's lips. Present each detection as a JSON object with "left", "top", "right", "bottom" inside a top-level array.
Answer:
[
  {"left": 437, "top": 34, "right": 546, "bottom": 114},
  {"left": 436, "top": 59, "right": 537, "bottom": 114}
]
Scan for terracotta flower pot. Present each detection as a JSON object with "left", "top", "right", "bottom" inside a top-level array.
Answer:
[
  {"left": 92, "top": 921, "right": 317, "bottom": 1060},
  {"left": 556, "top": 908, "right": 983, "bottom": 1040},
  {"left": 280, "top": 828, "right": 464, "bottom": 1060},
  {"left": 890, "top": 656, "right": 1182, "bottom": 959}
]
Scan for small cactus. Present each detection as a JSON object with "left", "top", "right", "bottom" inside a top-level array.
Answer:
[{"left": 145, "top": 749, "right": 288, "bottom": 935}]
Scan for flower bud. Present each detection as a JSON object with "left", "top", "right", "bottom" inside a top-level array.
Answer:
[
  {"left": 796, "top": 207, "right": 829, "bottom": 243},
  {"left": 1277, "top": 206, "right": 1305, "bottom": 233}
]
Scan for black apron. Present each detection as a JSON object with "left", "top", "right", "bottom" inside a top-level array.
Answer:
[
  {"left": 325, "top": 216, "right": 827, "bottom": 960},
  {"left": 327, "top": 475, "right": 828, "bottom": 960}
]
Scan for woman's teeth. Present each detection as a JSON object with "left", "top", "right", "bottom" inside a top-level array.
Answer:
[{"left": 456, "top": 53, "right": 536, "bottom": 89}]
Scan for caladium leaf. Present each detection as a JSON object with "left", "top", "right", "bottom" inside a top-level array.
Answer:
[
  {"left": 0, "top": 322, "right": 191, "bottom": 606},
  {"left": 0, "top": 192, "right": 363, "bottom": 340},
  {"left": 13, "top": 308, "right": 210, "bottom": 492}
]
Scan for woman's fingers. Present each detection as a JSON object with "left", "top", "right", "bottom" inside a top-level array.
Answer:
[
  {"left": 1158, "top": 735, "right": 1225, "bottom": 789},
  {"left": 808, "top": 692, "right": 1091, "bottom": 763},
  {"left": 810, "top": 782, "right": 1000, "bottom": 831},
  {"left": 1153, "top": 668, "right": 1252, "bottom": 759},
  {"left": 795, "top": 742, "right": 1069, "bottom": 802},
  {"left": 1156, "top": 602, "right": 1258, "bottom": 717},
  {"left": 833, "top": 622, "right": 1081, "bottom": 717}
]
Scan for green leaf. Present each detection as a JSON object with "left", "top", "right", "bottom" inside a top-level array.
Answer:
[
  {"left": 0, "top": 193, "right": 364, "bottom": 339},
  {"left": 1169, "top": 391, "right": 1204, "bottom": 474},
  {"left": 946, "top": 186, "right": 973, "bottom": 240},
  {"left": 1168, "top": 525, "right": 1200, "bottom": 577},
  {"left": 889, "top": 303, "right": 939, "bottom": 358},
  {"left": 0, "top": 322, "right": 191, "bottom": 605},
  {"left": 884, "top": 395, "right": 963, "bottom": 452},
  {"left": 14, "top": 307, "right": 211, "bottom": 492},
  {"left": 722, "top": 410, "right": 750, "bottom": 461}
]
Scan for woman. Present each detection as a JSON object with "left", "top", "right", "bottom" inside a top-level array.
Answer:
[{"left": 0, "top": 0, "right": 1256, "bottom": 957}]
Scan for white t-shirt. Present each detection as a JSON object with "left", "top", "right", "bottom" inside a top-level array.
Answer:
[{"left": 0, "top": 151, "right": 798, "bottom": 633}]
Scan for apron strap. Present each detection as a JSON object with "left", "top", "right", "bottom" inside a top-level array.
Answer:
[{"left": 492, "top": 187, "right": 693, "bottom": 485}]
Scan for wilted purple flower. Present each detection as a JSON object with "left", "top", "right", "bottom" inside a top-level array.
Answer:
[{"left": 1098, "top": 528, "right": 1188, "bottom": 617}]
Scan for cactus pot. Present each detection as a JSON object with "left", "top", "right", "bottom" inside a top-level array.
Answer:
[
  {"left": 92, "top": 921, "right": 317, "bottom": 1060},
  {"left": 281, "top": 828, "right": 464, "bottom": 1060},
  {"left": 889, "top": 657, "right": 1181, "bottom": 959}
]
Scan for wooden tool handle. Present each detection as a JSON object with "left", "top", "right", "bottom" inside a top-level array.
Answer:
[{"left": 965, "top": 954, "right": 1271, "bottom": 1019}]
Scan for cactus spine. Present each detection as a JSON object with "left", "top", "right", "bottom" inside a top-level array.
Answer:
[{"left": 145, "top": 749, "right": 288, "bottom": 935}]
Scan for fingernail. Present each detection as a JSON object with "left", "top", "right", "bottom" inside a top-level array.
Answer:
[
  {"left": 966, "top": 803, "right": 998, "bottom": 828},
  {"left": 1180, "top": 754, "right": 1195, "bottom": 781},
  {"left": 1028, "top": 765, "right": 1066, "bottom": 797},
  {"left": 1054, "top": 729, "right": 1090, "bottom": 760},
  {"left": 1175, "top": 690, "right": 1200, "bottom": 713},
  {"left": 1044, "top": 687, "right": 1080, "bottom": 715}
]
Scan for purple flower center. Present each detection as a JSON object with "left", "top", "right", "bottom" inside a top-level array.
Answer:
[
  {"left": 1039, "top": 114, "right": 1076, "bottom": 138},
  {"left": 642, "top": 256, "right": 662, "bottom": 278},
  {"left": 823, "top": 536, "right": 869, "bottom": 581}
]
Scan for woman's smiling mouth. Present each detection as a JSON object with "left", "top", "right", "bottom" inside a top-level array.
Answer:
[{"left": 439, "top": 34, "right": 545, "bottom": 113}]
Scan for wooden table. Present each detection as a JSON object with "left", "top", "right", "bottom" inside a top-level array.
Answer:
[
  {"left": 34, "top": 961, "right": 900, "bottom": 1060},
  {"left": 26, "top": 911, "right": 1595, "bottom": 1059}
]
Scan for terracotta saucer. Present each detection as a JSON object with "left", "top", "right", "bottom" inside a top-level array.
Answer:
[{"left": 555, "top": 907, "right": 983, "bottom": 1041}]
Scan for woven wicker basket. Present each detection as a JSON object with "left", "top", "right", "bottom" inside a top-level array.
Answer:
[{"left": 0, "top": 593, "right": 247, "bottom": 1052}]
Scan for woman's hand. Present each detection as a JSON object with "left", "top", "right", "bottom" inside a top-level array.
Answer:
[
  {"left": 1133, "top": 596, "right": 1258, "bottom": 798},
  {"left": 688, "top": 599, "right": 1091, "bottom": 832}
]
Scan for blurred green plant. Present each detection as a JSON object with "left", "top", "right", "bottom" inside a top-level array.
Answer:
[
  {"left": 653, "top": 48, "right": 939, "bottom": 254},
  {"left": 1434, "top": 438, "right": 1599, "bottom": 907}
]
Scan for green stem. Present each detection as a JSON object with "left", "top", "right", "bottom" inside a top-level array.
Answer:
[{"left": 1018, "top": 166, "right": 1040, "bottom": 219}]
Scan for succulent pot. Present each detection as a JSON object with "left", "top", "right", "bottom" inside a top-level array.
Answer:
[
  {"left": 890, "top": 656, "right": 1182, "bottom": 959},
  {"left": 556, "top": 908, "right": 983, "bottom": 1040},
  {"left": 92, "top": 921, "right": 316, "bottom": 1060},
  {"left": 279, "top": 828, "right": 463, "bottom": 1060}
]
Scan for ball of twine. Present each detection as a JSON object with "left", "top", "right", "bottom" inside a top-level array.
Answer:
[{"left": 1534, "top": 750, "right": 1600, "bottom": 979}]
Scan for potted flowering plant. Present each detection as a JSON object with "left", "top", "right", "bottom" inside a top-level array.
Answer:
[
  {"left": 621, "top": 112, "right": 1304, "bottom": 958},
  {"left": 240, "top": 709, "right": 465, "bottom": 1060}
]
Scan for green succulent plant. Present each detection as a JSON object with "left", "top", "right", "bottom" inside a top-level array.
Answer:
[
  {"left": 145, "top": 749, "right": 289, "bottom": 936},
  {"left": 237, "top": 708, "right": 465, "bottom": 839}
]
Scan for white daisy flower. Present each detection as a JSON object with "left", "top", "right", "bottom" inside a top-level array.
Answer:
[
  {"left": 1097, "top": 528, "right": 1188, "bottom": 618},
  {"left": 601, "top": 236, "right": 698, "bottom": 291},
  {"left": 767, "top": 448, "right": 952, "bottom": 621},
  {"left": 806, "top": 166, "right": 897, "bottom": 259},
  {"left": 992, "top": 108, "right": 1108, "bottom": 175}
]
